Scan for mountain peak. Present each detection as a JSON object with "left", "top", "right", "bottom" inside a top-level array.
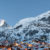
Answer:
[
  {"left": 0, "top": 19, "right": 10, "bottom": 28},
  {"left": 0, "top": 19, "right": 5, "bottom": 26}
]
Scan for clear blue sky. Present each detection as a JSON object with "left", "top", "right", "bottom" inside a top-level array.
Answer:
[{"left": 0, "top": 0, "right": 50, "bottom": 26}]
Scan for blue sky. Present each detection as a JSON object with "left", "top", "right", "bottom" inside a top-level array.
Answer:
[{"left": 0, "top": 0, "right": 50, "bottom": 26}]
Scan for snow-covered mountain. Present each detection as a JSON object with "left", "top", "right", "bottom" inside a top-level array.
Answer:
[
  {"left": 0, "top": 11, "right": 50, "bottom": 46},
  {"left": 14, "top": 11, "right": 50, "bottom": 43}
]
